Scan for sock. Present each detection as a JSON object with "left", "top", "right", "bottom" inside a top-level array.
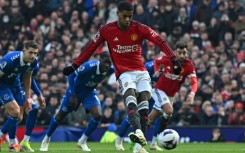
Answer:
[
  {"left": 138, "top": 101, "right": 149, "bottom": 135},
  {"left": 22, "top": 135, "right": 30, "bottom": 142},
  {"left": 79, "top": 134, "right": 88, "bottom": 144},
  {"left": 84, "top": 118, "right": 100, "bottom": 137},
  {"left": 7, "top": 116, "right": 18, "bottom": 140},
  {"left": 116, "top": 135, "right": 123, "bottom": 144},
  {"left": 157, "top": 116, "right": 170, "bottom": 135},
  {"left": 153, "top": 117, "right": 161, "bottom": 137},
  {"left": 47, "top": 116, "right": 59, "bottom": 137},
  {"left": 151, "top": 136, "right": 157, "bottom": 145},
  {"left": 9, "top": 139, "right": 16, "bottom": 145},
  {"left": 118, "top": 118, "right": 130, "bottom": 137},
  {"left": 1, "top": 116, "right": 18, "bottom": 137},
  {"left": 25, "top": 108, "right": 38, "bottom": 136},
  {"left": 126, "top": 96, "right": 141, "bottom": 132}
]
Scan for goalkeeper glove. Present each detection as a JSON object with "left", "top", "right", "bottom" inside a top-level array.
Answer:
[
  {"left": 170, "top": 56, "right": 182, "bottom": 75},
  {"left": 63, "top": 63, "right": 79, "bottom": 76}
]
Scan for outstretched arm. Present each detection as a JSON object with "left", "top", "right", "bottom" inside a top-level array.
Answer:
[{"left": 185, "top": 77, "right": 198, "bottom": 104}]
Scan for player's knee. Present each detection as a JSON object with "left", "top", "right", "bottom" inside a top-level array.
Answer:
[
  {"left": 10, "top": 107, "right": 20, "bottom": 118},
  {"left": 162, "top": 111, "right": 172, "bottom": 119},
  {"left": 137, "top": 91, "right": 151, "bottom": 102},
  {"left": 164, "top": 107, "right": 173, "bottom": 117},
  {"left": 55, "top": 112, "right": 66, "bottom": 123},
  {"left": 93, "top": 113, "right": 102, "bottom": 122}
]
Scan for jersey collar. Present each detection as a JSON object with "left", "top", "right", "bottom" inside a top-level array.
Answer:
[{"left": 20, "top": 52, "right": 30, "bottom": 66}]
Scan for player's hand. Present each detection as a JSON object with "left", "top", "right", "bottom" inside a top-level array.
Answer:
[
  {"left": 63, "top": 63, "right": 79, "bottom": 76},
  {"left": 170, "top": 56, "right": 182, "bottom": 75},
  {"left": 38, "top": 94, "right": 46, "bottom": 109},
  {"left": 153, "top": 71, "right": 161, "bottom": 78},
  {"left": 24, "top": 97, "right": 33, "bottom": 113},
  {"left": 185, "top": 92, "right": 195, "bottom": 104},
  {"left": 70, "top": 94, "right": 78, "bottom": 109}
]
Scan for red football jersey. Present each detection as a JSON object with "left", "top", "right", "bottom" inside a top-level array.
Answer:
[
  {"left": 74, "top": 20, "right": 175, "bottom": 78},
  {"left": 154, "top": 56, "right": 196, "bottom": 97}
]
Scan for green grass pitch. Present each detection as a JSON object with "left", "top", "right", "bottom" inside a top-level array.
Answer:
[{"left": 1, "top": 142, "right": 244, "bottom": 153}]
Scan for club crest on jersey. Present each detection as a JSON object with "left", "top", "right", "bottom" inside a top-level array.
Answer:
[
  {"left": 131, "top": 34, "right": 138, "bottom": 41},
  {"left": 93, "top": 32, "right": 100, "bottom": 42},
  {"left": 124, "top": 82, "right": 129, "bottom": 87}
]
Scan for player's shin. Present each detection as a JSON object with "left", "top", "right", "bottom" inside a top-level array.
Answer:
[
  {"left": 24, "top": 107, "right": 38, "bottom": 142},
  {"left": 137, "top": 101, "right": 149, "bottom": 135},
  {"left": 157, "top": 113, "right": 172, "bottom": 135},
  {"left": 118, "top": 118, "right": 130, "bottom": 138},
  {"left": 81, "top": 117, "right": 101, "bottom": 143},
  {"left": 126, "top": 96, "right": 141, "bottom": 131}
]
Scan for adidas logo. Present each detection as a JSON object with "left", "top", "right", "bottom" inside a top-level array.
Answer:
[{"left": 113, "top": 37, "right": 119, "bottom": 41}]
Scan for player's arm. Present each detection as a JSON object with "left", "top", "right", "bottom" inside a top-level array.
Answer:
[
  {"left": 63, "top": 28, "right": 105, "bottom": 76},
  {"left": 0, "top": 59, "right": 9, "bottom": 78},
  {"left": 23, "top": 70, "right": 33, "bottom": 112},
  {"left": 185, "top": 72, "right": 198, "bottom": 104},
  {"left": 140, "top": 25, "right": 181, "bottom": 75}
]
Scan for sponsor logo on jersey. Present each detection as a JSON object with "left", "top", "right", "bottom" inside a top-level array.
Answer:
[
  {"left": 93, "top": 32, "right": 100, "bottom": 42},
  {"left": 113, "top": 45, "right": 138, "bottom": 53},
  {"left": 165, "top": 72, "right": 183, "bottom": 81},
  {"left": 131, "top": 34, "right": 138, "bottom": 41}
]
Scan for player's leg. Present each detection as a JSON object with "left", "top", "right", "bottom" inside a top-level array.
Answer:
[
  {"left": 149, "top": 88, "right": 173, "bottom": 149},
  {"left": 115, "top": 118, "right": 130, "bottom": 151},
  {"left": 77, "top": 94, "right": 102, "bottom": 152},
  {"left": 40, "top": 90, "right": 73, "bottom": 151},
  {"left": 20, "top": 104, "right": 39, "bottom": 152},
  {"left": 147, "top": 98, "right": 163, "bottom": 151},
  {"left": 118, "top": 72, "right": 145, "bottom": 147}
]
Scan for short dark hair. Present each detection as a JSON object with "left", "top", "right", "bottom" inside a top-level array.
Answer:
[
  {"left": 100, "top": 51, "right": 110, "bottom": 59},
  {"left": 117, "top": 1, "right": 134, "bottom": 12},
  {"left": 24, "top": 40, "right": 39, "bottom": 49},
  {"left": 175, "top": 41, "right": 187, "bottom": 50}
]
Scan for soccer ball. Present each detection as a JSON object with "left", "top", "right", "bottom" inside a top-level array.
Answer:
[{"left": 157, "top": 129, "right": 180, "bottom": 150}]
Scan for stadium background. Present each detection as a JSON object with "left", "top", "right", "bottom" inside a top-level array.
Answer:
[{"left": 0, "top": 0, "right": 244, "bottom": 142}]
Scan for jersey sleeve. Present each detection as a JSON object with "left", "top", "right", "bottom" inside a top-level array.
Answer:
[
  {"left": 139, "top": 24, "right": 175, "bottom": 58},
  {"left": 154, "top": 57, "right": 166, "bottom": 72},
  {"left": 31, "top": 77, "right": 41, "bottom": 95},
  {"left": 74, "top": 62, "right": 93, "bottom": 76},
  {"left": 0, "top": 58, "right": 13, "bottom": 74},
  {"left": 187, "top": 62, "right": 197, "bottom": 78},
  {"left": 73, "top": 27, "right": 105, "bottom": 66}
]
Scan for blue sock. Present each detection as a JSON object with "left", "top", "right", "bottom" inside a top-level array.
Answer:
[
  {"left": 25, "top": 108, "right": 38, "bottom": 136},
  {"left": 5, "top": 116, "right": 18, "bottom": 139},
  {"left": 84, "top": 118, "right": 100, "bottom": 136},
  {"left": 153, "top": 117, "right": 161, "bottom": 137},
  {"left": 118, "top": 118, "right": 130, "bottom": 137},
  {"left": 47, "top": 116, "right": 59, "bottom": 137}
]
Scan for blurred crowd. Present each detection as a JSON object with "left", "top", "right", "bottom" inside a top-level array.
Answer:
[{"left": 0, "top": 0, "right": 244, "bottom": 128}]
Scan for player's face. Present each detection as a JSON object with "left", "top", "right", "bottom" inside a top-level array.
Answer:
[
  {"left": 23, "top": 47, "right": 38, "bottom": 63},
  {"left": 117, "top": 10, "right": 133, "bottom": 30},
  {"left": 100, "top": 58, "right": 112, "bottom": 73},
  {"left": 176, "top": 48, "right": 188, "bottom": 63}
]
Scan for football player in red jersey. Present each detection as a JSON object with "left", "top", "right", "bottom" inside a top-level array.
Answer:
[
  {"left": 148, "top": 42, "right": 198, "bottom": 146},
  {"left": 63, "top": 1, "right": 181, "bottom": 152}
]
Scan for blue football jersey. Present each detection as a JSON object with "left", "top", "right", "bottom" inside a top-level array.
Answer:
[
  {"left": 145, "top": 60, "right": 158, "bottom": 82},
  {"left": 0, "top": 51, "right": 38, "bottom": 85},
  {"left": 69, "top": 60, "right": 114, "bottom": 95}
]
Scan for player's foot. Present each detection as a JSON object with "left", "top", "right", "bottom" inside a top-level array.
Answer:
[
  {"left": 40, "top": 137, "right": 50, "bottom": 151},
  {"left": 9, "top": 144, "right": 20, "bottom": 152},
  {"left": 132, "top": 144, "right": 148, "bottom": 153},
  {"left": 20, "top": 141, "right": 34, "bottom": 152},
  {"left": 0, "top": 137, "right": 3, "bottom": 151},
  {"left": 150, "top": 143, "right": 163, "bottom": 151},
  {"left": 128, "top": 131, "right": 147, "bottom": 146},
  {"left": 115, "top": 137, "right": 125, "bottom": 151},
  {"left": 77, "top": 142, "right": 91, "bottom": 152}
]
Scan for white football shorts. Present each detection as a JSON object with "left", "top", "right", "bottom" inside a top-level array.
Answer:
[
  {"left": 152, "top": 88, "right": 174, "bottom": 112},
  {"left": 118, "top": 71, "right": 152, "bottom": 95}
]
